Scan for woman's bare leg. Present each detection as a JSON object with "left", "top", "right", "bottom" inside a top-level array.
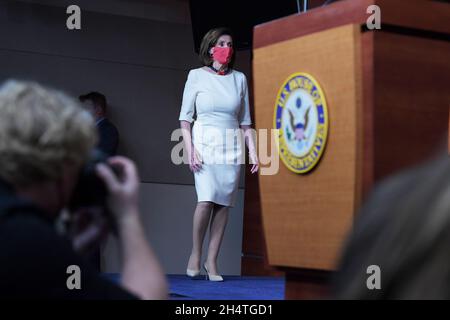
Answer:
[
  {"left": 187, "top": 201, "right": 214, "bottom": 271},
  {"left": 205, "top": 204, "right": 229, "bottom": 275}
]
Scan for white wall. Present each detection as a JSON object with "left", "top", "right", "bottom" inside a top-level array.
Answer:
[{"left": 0, "top": 0, "right": 251, "bottom": 275}]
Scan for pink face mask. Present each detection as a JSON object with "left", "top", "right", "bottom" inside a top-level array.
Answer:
[{"left": 212, "top": 46, "right": 233, "bottom": 64}]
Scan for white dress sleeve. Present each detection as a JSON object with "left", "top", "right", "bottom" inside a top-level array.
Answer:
[
  {"left": 239, "top": 73, "right": 252, "bottom": 126},
  {"left": 179, "top": 70, "right": 197, "bottom": 123}
]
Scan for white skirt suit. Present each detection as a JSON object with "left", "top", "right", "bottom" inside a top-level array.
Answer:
[{"left": 179, "top": 67, "right": 252, "bottom": 207}]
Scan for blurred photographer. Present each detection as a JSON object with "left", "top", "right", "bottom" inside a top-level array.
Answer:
[
  {"left": 332, "top": 150, "right": 450, "bottom": 299},
  {"left": 0, "top": 80, "right": 167, "bottom": 299}
]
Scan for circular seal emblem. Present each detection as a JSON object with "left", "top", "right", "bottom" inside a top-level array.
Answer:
[{"left": 274, "top": 73, "right": 329, "bottom": 174}]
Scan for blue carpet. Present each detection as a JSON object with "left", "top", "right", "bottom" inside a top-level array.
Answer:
[
  {"left": 168, "top": 275, "right": 285, "bottom": 300},
  {"left": 103, "top": 274, "right": 285, "bottom": 300}
]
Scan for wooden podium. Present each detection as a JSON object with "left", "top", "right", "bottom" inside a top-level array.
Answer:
[{"left": 250, "top": 0, "right": 450, "bottom": 298}]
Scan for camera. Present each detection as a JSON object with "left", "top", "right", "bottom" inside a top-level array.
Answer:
[{"left": 69, "top": 149, "right": 120, "bottom": 235}]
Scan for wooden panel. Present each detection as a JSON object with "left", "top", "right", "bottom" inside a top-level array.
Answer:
[
  {"left": 253, "top": 24, "right": 362, "bottom": 270},
  {"left": 254, "top": 0, "right": 450, "bottom": 49},
  {"left": 283, "top": 268, "right": 331, "bottom": 299},
  {"left": 372, "top": 32, "right": 450, "bottom": 181},
  {"left": 242, "top": 59, "right": 282, "bottom": 277},
  {"left": 242, "top": 256, "right": 284, "bottom": 277},
  {"left": 359, "top": 31, "right": 375, "bottom": 203},
  {"left": 241, "top": 0, "right": 334, "bottom": 278},
  {"left": 241, "top": 163, "right": 275, "bottom": 275},
  {"left": 242, "top": 173, "right": 266, "bottom": 255}
]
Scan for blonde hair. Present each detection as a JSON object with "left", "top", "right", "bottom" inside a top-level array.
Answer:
[{"left": 0, "top": 80, "right": 97, "bottom": 187}]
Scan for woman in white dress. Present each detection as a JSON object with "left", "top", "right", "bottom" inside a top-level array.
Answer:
[{"left": 179, "top": 28, "right": 259, "bottom": 281}]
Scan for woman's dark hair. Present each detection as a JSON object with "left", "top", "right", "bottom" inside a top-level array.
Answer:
[{"left": 199, "top": 27, "right": 235, "bottom": 68}]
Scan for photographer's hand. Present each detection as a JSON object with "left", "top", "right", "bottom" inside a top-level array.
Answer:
[
  {"left": 96, "top": 157, "right": 139, "bottom": 220},
  {"left": 96, "top": 156, "right": 168, "bottom": 300},
  {"left": 70, "top": 207, "right": 107, "bottom": 255}
]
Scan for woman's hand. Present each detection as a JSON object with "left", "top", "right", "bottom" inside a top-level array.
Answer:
[
  {"left": 249, "top": 150, "right": 259, "bottom": 174},
  {"left": 241, "top": 125, "right": 258, "bottom": 174},
  {"left": 189, "top": 146, "right": 203, "bottom": 173}
]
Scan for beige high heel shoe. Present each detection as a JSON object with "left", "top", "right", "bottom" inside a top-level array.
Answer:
[
  {"left": 186, "top": 268, "right": 201, "bottom": 278},
  {"left": 203, "top": 263, "right": 224, "bottom": 282}
]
